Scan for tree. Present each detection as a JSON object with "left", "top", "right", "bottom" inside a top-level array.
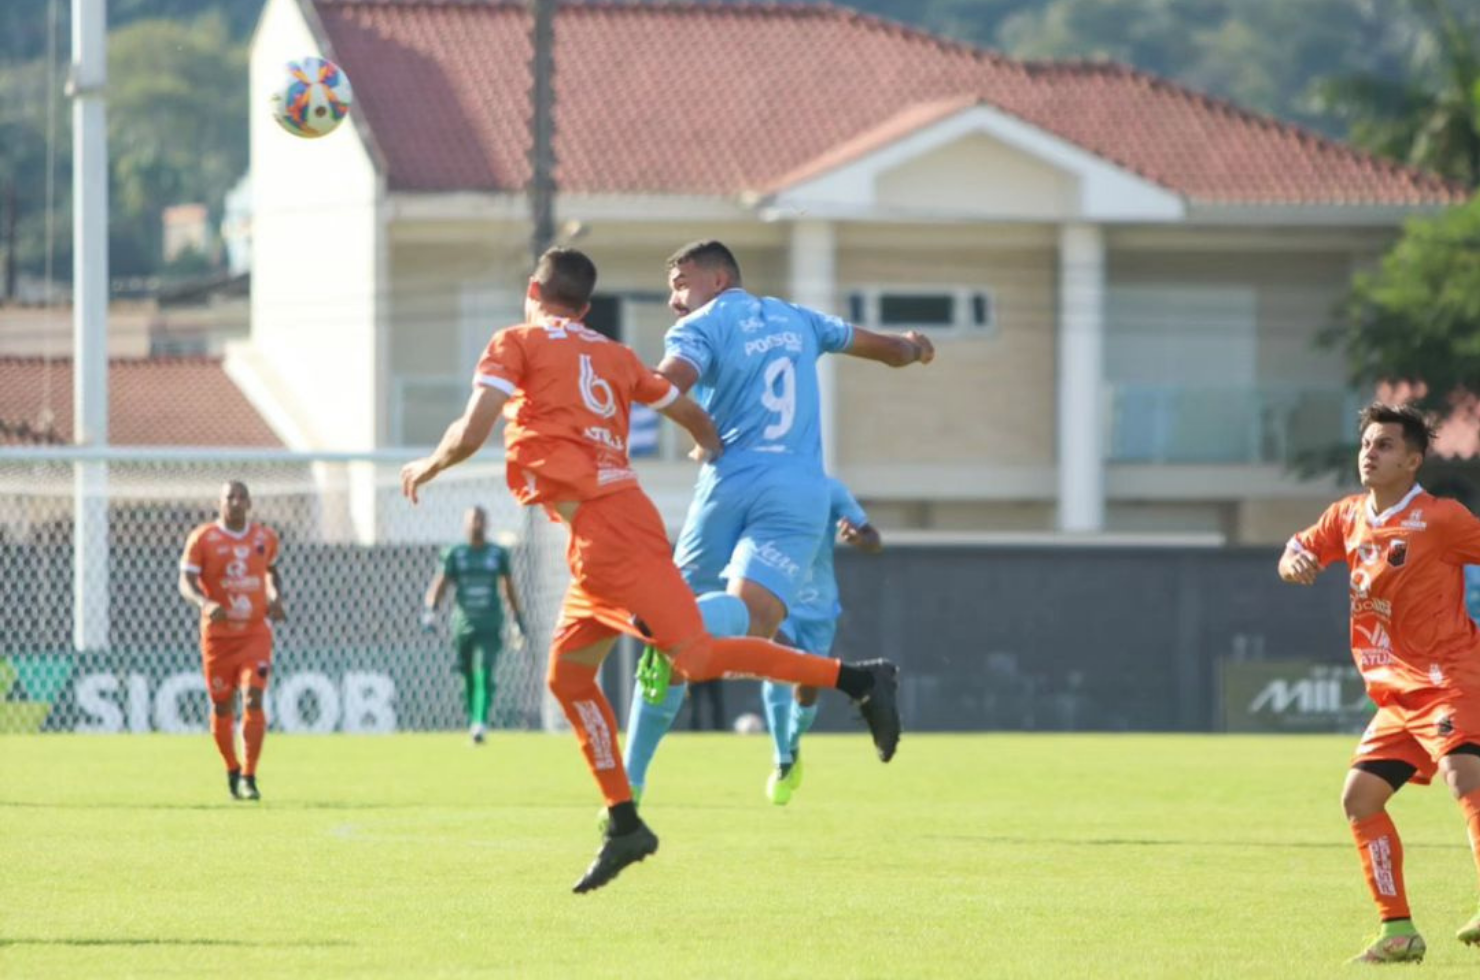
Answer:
[
  {"left": 1326, "top": 195, "right": 1480, "bottom": 415},
  {"left": 106, "top": 12, "right": 247, "bottom": 276},
  {"left": 1314, "top": 0, "right": 1480, "bottom": 187}
]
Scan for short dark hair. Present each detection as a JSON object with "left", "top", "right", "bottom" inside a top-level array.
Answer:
[
  {"left": 533, "top": 247, "right": 597, "bottom": 311},
  {"left": 666, "top": 239, "right": 742, "bottom": 283},
  {"left": 1358, "top": 401, "right": 1434, "bottom": 456}
]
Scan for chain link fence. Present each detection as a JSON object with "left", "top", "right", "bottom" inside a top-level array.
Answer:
[{"left": 0, "top": 449, "right": 571, "bottom": 734}]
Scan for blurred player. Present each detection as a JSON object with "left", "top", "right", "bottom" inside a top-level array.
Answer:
[
  {"left": 763, "top": 476, "right": 882, "bottom": 805},
  {"left": 1278, "top": 402, "right": 1480, "bottom": 964},
  {"left": 178, "top": 480, "right": 284, "bottom": 801},
  {"left": 421, "top": 505, "right": 527, "bottom": 744},
  {"left": 622, "top": 239, "right": 932, "bottom": 802},
  {"left": 400, "top": 247, "right": 901, "bottom": 893}
]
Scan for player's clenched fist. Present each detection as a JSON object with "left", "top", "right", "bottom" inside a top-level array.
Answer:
[
  {"left": 903, "top": 330, "right": 935, "bottom": 365},
  {"left": 1278, "top": 548, "right": 1320, "bottom": 585}
]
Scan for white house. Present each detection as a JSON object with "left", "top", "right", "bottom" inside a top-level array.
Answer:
[{"left": 240, "top": 0, "right": 1466, "bottom": 543}]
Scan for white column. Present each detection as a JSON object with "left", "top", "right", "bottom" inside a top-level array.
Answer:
[
  {"left": 1057, "top": 223, "right": 1106, "bottom": 532},
  {"left": 788, "top": 219, "right": 838, "bottom": 470},
  {"left": 72, "top": 0, "right": 109, "bottom": 651}
]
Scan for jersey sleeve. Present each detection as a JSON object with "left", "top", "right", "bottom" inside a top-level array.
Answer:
[
  {"left": 180, "top": 526, "right": 206, "bottom": 573},
  {"left": 1289, "top": 500, "right": 1347, "bottom": 567},
  {"left": 831, "top": 479, "right": 869, "bottom": 529},
  {"left": 474, "top": 328, "right": 527, "bottom": 396},
  {"left": 663, "top": 312, "right": 716, "bottom": 381},
  {"left": 1439, "top": 501, "right": 1480, "bottom": 565},
  {"left": 805, "top": 305, "right": 855, "bottom": 354}
]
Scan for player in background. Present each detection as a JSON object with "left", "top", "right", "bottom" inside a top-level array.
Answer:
[
  {"left": 622, "top": 239, "right": 932, "bottom": 803},
  {"left": 763, "top": 476, "right": 882, "bottom": 805},
  {"left": 178, "top": 481, "right": 284, "bottom": 801},
  {"left": 421, "top": 505, "right": 527, "bottom": 745},
  {"left": 400, "top": 247, "right": 900, "bottom": 893},
  {"left": 1278, "top": 403, "right": 1480, "bottom": 964}
]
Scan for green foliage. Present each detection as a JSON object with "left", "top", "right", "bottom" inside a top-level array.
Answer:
[
  {"left": 1328, "top": 195, "right": 1480, "bottom": 411},
  {"left": 106, "top": 12, "right": 248, "bottom": 277}
]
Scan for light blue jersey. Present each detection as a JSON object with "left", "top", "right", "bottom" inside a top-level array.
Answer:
[
  {"left": 665, "top": 289, "right": 853, "bottom": 474},
  {"left": 667, "top": 289, "right": 854, "bottom": 607},
  {"left": 781, "top": 478, "right": 869, "bottom": 654}
]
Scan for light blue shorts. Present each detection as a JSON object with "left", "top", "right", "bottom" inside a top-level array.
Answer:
[
  {"left": 778, "top": 616, "right": 838, "bottom": 658},
  {"left": 672, "top": 461, "right": 829, "bottom": 612}
]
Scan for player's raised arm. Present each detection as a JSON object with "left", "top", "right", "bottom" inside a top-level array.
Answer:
[
  {"left": 401, "top": 385, "right": 510, "bottom": 504},
  {"left": 844, "top": 325, "right": 935, "bottom": 368}
]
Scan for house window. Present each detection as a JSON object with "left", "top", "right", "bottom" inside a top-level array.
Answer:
[{"left": 847, "top": 286, "right": 995, "bottom": 336}]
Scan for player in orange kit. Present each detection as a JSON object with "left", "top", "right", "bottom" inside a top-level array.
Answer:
[
  {"left": 401, "top": 248, "right": 899, "bottom": 893},
  {"left": 1280, "top": 402, "right": 1480, "bottom": 964},
  {"left": 179, "top": 480, "right": 285, "bottom": 802}
]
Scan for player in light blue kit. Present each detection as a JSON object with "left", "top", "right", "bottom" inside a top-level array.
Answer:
[
  {"left": 763, "top": 476, "right": 882, "bottom": 805},
  {"left": 621, "top": 240, "right": 932, "bottom": 804}
]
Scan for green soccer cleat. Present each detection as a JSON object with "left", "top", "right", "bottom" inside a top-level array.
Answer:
[
  {"left": 596, "top": 785, "right": 642, "bottom": 836},
  {"left": 637, "top": 646, "right": 671, "bottom": 705},
  {"left": 1348, "top": 932, "right": 1426, "bottom": 964},
  {"left": 1457, "top": 908, "right": 1480, "bottom": 946},
  {"left": 765, "top": 757, "right": 804, "bottom": 806}
]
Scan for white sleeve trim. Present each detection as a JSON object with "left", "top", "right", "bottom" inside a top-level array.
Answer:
[
  {"left": 1284, "top": 537, "right": 1312, "bottom": 557},
  {"left": 476, "top": 373, "right": 517, "bottom": 396},
  {"left": 647, "top": 384, "right": 679, "bottom": 411},
  {"left": 669, "top": 352, "right": 704, "bottom": 375},
  {"left": 180, "top": 562, "right": 201, "bottom": 573}
]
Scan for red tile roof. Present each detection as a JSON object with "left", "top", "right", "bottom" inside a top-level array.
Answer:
[
  {"left": 313, "top": 0, "right": 1466, "bottom": 205},
  {"left": 0, "top": 357, "right": 283, "bottom": 447}
]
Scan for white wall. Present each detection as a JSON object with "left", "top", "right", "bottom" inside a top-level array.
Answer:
[{"left": 247, "top": 0, "right": 384, "bottom": 452}]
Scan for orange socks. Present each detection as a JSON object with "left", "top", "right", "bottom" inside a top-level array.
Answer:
[
  {"left": 548, "top": 657, "right": 632, "bottom": 807},
  {"left": 1352, "top": 812, "right": 1410, "bottom": 921},
  {"left": 242, "top": 706, "right": 266, "bottom": 777},
  {"left": 211, "top": 710, "right": 240, "bottom": 771},
  {"left": 672, "top": 636, "right": 843, "bottom": 688},
  {"left": 1460, "top": 789, "right": 1480, "bottom": 882}
]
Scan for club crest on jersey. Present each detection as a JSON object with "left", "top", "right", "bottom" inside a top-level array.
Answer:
[{"left": 1387, "top": 539, "right": 1408, "bottom": 568}]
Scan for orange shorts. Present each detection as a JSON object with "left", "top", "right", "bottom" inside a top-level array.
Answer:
[
  {"left": 551, "top": 487, "right": 704, "bottom": 658},
  {"left": 201, "top": 631, "right": 273, "bottom": 704},
  {"left": 1351, "top": 687, "right": 1480, "bottom": 785}
]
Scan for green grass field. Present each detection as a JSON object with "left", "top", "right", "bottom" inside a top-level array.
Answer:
[{"left": 2, "top": 732, "right": 1479, "bottom": 978}]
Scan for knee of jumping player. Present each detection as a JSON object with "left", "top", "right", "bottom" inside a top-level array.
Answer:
[
  {"left": 731, "top": 578, "right": 787, "bottom": 638},
  {"left": 210, "top": 697, "right": 234, "bottom": 717},
  {"left": 667, "top": 635, "right": 717, "bottom": 683}
]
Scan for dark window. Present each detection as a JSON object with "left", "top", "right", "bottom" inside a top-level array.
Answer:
[
  {"left": 879, "top": 293, "right": 953, "bottom": 327},
  {"left": 584, "top": 294, "right": 621, "bottom": 340}
]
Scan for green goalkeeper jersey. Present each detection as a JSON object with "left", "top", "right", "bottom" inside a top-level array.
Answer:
[{"left": 443, "top": 543, "right": 510, "bottom": 635}]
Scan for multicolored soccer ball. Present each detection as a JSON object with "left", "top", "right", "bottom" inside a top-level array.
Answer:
[{"left": 269, "top": 56, "right": 353, "bottom": 139}]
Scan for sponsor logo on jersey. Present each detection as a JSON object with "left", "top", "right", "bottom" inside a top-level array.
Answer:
[
  {"left": 583, "top": 425, "right": 626, "bottom": 451},
  {"left": 743, "top": 332, "right": 804, "bottom": 357},
  {"left": 1402, "top": 509, "right": 1427, "bottom": 529},
  {"left": 1351, "top": 597, "right": 1392, "bottom": 618}
]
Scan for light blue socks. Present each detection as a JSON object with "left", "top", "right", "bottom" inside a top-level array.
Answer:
[{"left": 622, "top": 591, "right": 751, "bottom": 790}]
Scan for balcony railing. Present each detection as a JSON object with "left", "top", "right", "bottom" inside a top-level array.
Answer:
[{"left": 1106, "top": 385, "right": 1359, "bottom": 465}]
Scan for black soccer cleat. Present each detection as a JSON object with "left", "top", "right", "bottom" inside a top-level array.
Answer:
[
  {"left": 238, "top": 774, "right": 261, "bottom": 801},
  {"left": 227, "top": 769, "right": 242, "bottom": 800},
  {"left": 572, "top": 821, "right": 659, "bottom": 894},
  {"left": 852, "top": 659, "right": 901, "bottom": 762}
]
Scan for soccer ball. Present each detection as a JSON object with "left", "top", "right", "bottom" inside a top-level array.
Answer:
[
  {"left": 732, "top": 712, "right": 765, "bottom": 735},
  {"left": 269, "top": 56, "right": 353, "bottom": 139}
]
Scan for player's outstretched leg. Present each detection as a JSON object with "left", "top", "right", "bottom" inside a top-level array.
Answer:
[
  {"left": 671, "top": 637, "right": 901, "bottom": 762},
  {"left": 574, "top": 820, "right": 659, "bottom": 894}
]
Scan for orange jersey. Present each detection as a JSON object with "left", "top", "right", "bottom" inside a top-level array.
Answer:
[
  {"left": 180, "top": 521, "right": 281, "bottom": 641},
  {"left": 474, "top": 319, "right": 678, "bottom": 506},
  {"left": 1292, "top": 487, "right": 1480, "bottom": 704}
]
